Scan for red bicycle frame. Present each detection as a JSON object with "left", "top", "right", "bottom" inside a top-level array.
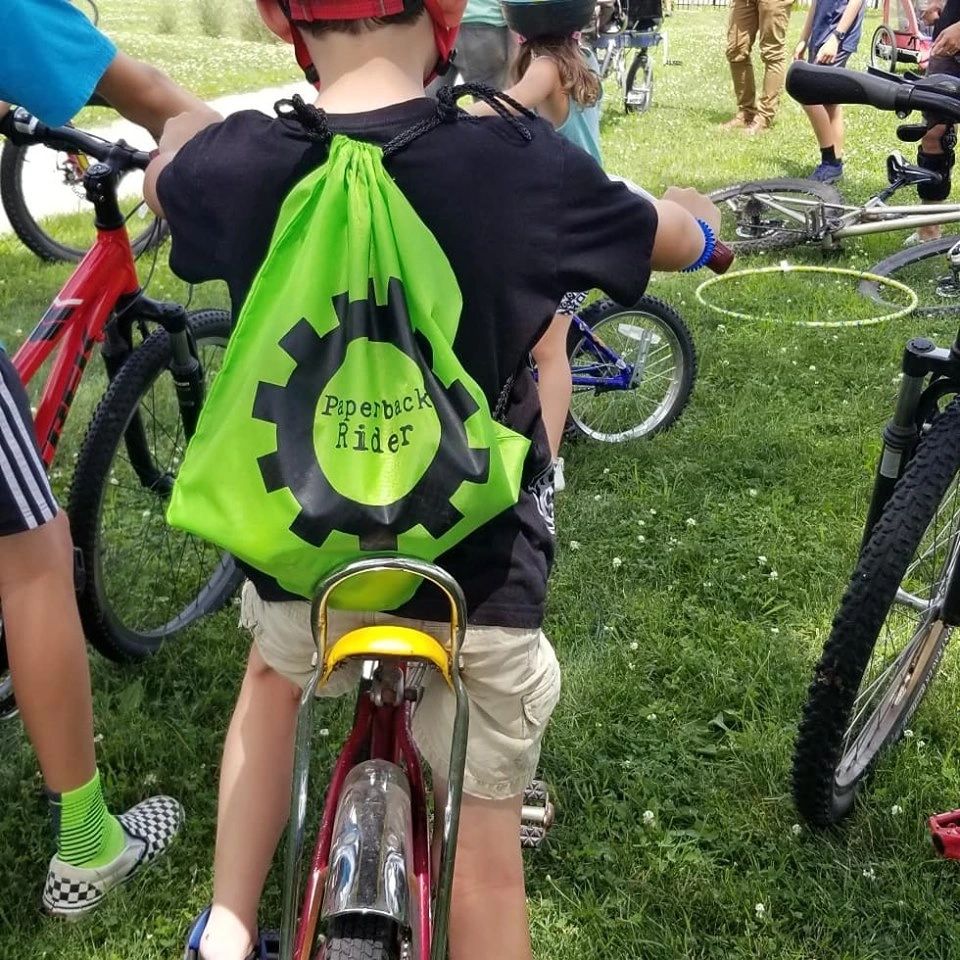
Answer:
[{"left": 12, "top": 222, "right": 139, "bottom": 466}]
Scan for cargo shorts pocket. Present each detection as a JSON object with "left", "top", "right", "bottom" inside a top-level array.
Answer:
[{"left": 520, "top": 633, "right": 561, "bottom": 740}]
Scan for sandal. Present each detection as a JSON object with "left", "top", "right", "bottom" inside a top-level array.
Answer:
[{"left": 184, "top": 906, "right": 280, "bottom": 960}]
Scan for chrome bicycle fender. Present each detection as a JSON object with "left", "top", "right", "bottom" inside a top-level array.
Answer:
[{"left": 322, "top": 759, "right": 414, "bottom": 928}]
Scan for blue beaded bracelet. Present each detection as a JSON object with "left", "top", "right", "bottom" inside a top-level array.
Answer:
[{"left": 682, "top": 219, "right": 717, "bottom": 272}]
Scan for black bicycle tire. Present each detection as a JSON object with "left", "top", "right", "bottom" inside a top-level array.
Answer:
[
  {"left": 860, "top": 235, "right": 960, "bottom": 318},
  {"left": 870, "top": 24, "right": 898, "bottom": 73},
  {"left": 708, "top": 178, "right": 844, "bottom": 254},
  {"left": 624, "top": 52, "right": 652, "bottom": 114},
  {"left": 565, "top": 295, "right": 697, "bottom": 442},
  {"left": 320, "top": 915, "right": 400, "bottom": 960},
  {"left": 792, "top": 396, "right": 960, "bottom": 827},
  {"left": 68, "top": 309, "right": 241, "bottom": 663},
  {"left": 0, "top": 140, "right": 167, "bottom": 264}
]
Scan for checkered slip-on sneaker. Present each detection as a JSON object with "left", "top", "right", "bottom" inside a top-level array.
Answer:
[{"left": 42, "top": 794, "right": 184, "bottom": 919}]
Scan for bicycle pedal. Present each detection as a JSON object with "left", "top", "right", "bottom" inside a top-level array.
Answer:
[
  {"left": 521, "top": 778, "right": 555, "bottom": 849},
  {"left": 258, "top": 930, "right": 280, "bottom": 960},
  {"left": 929, "top": 810, "right": 960, "bottom": 858}
]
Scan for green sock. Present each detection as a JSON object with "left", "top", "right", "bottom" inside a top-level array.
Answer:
[{"left": 48, "top": 771, "right": 126, "bottom": 868}]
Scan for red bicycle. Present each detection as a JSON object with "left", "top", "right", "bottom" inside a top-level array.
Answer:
[{"left": 0, "top": 108, "right": 239, "bottom": 710}]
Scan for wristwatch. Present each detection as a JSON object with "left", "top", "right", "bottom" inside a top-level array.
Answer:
[{"left": 832, "top": 27, "right": 848, "bottom": 41}]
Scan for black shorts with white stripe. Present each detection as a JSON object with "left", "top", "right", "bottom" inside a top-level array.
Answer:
[{"left": 0, "top": 350, "right": 57, "bottom": 536}]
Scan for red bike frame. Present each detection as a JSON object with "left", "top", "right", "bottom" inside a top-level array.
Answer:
[{"left": 11, "top": 222, "right": 139, "bottom": 466}]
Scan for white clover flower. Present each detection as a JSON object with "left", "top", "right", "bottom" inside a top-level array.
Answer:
[
  {"left": 629, "top": 641, "right": 639, "bottom": 651},
  {"left": 319, "top": 728, "right": 330, "bottom": 738},
  {"left": 686, "top": 518, "right": 697, "bottom": 527},
  {"left": 627, "top": 662, "right": 635, "bottom": 671},
  {"left": 891, "top": 804, "right": 903, "bottom": 816},
  {"left": 716, "top": 324, "right": 727, "bottom": 332},
  {"left": 612, "top": 557, "right": 623, "bottom": 569},
  {"left": 649, "top": 508, "right": 657, "bottom": 516},
  {"left": 109, "top": 477, "right": 119, "bottom": 486},
  {"left": 754, "top": 903, "right": 766, "bottom": 919},
  {"left": 669, "top": 537, "right": 680, "bottom": 546},
  {"left": 643, "top": 810, "right": 656, "bottom": 826},
  {"left": 569, "top": 540, "right": 581, "bottom": 551},
  {"left": 771, "top": 627, "right": 780, "bottom": 635},
  {"left": 594, "top": 494, "right": 602, "bottom": 501},
  {"left": 143, "top": 772, "right": 158, "bottom": 787},
  {"left": 141, "top": 509, "right": 151, "bottom": 518},
  {"left": 749, "top": 488, "right": 758, "bottom": 497},
  {"left": 809, "top": 365, "right": 817, "bottom": 372},
  {"left": 769, "top": 570, "right": 779, "bottom": 580},
  {"left": 637, "top": 519, "right": 646, "bottom": 527},
  {"left": 918, "top": 739, "right": 927, "bottom": 749},
  {"left": 603, "top": 467, "right": 610, "bottom": 475},
  {"left": 791, "top": 823, "right": 801, "bottom": 836},
  {"left": 704, "top": 580, "right": 712, "bottom": 588},
  {"left": 758, "top": 555, "right": 767, "bottom": 565},
  {"left": 637, "top": 535, "right": 646, "bottom": 543},
  {"left": 862, "top": 867, "right": 876, "bottom": 880},
  {"left": 646, "top": 713, "right": 657, "bottom": 722},
  {"left": 904, "top": 729, "right": 914, "bottom": 739}
]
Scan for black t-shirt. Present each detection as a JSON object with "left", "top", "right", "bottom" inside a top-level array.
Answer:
[{"left": 158, "top": 98, "right": 657, "bottom": 628}]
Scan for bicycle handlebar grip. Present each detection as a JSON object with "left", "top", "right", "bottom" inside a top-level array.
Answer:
[
  {"left": 707, "top": 240, "right": 734, "bottom": 275},
  {"left": 786, "top": 62, "right": 902, "bottom": 111}
]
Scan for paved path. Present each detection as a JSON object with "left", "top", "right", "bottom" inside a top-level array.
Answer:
[{"left": 0, "top": 81, "right": 316, "bottom": 235}]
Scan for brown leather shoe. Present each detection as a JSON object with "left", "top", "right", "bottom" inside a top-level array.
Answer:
[
  {"left": 743, "top": 116, "right": 771, "bottom": 135},
  {"left": 720, "top": 112, "right": 754, "bottom": 130}
]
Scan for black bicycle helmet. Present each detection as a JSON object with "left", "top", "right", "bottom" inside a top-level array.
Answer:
[{"left": 500, "top": 0, "right": 596, "bottom": 39}]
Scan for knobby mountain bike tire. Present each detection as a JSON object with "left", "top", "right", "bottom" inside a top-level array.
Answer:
[
  {"left": 69, "top": 310, "right": 241, "bottom": 663},
  {"left": 566, "top": 295, "right": 697, "bottom": 443},
  {"left": 709, "top": 178, "right": 843, "bottom": 255},
  {"left": 0, "top": 140, "right": 167, "bottom": 264},
  {"left": 792, "top": 397, "right": 960, "bottom": 827},
  {"left": 319, "top": 914, "right": 401, "bottom": 960},
  {"left": 861, "top": 235, "right": 960, "bottom": 318}
]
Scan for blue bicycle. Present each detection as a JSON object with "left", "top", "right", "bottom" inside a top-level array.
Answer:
[{"left": 566, "top": 294, "right": 697, "bottom": 443}]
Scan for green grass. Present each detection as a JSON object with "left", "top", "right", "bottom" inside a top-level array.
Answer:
[{"left": 6, "top": 7, "right": 960, "bottom": 959}]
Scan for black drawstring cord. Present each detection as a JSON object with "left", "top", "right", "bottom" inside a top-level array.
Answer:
[{"left": 274, "top": 95, "right": 332, "bottom": 145}]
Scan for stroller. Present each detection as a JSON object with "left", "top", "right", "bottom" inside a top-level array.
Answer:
[
  {"left": 586, "top": 0, "right": 665, "bottom": 114},
  {"left": 870, "top": 0, "right": 933, "bottom": 74}
]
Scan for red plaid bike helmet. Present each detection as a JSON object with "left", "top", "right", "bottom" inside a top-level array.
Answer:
[{"left": 278, "top": 0, "right": 466, "bottom": 84}]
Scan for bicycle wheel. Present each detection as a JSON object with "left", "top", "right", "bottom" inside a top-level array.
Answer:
[
  {"left": 318, "top": 915, "right": 401, "bottom": 960},
  {"left": 566, "top": 295, "right": 697, "bottom": 443},
  {"left": 69, "top": 309, "right": 241, "bottom": 663},
  {"left": 792, "top": 397, "right": 960, "bottom": 826},
  {"left": 624, "top": 50, "right": 653, "bottom": 113},
  {"left": 871, "top": 24, "right": 898, "bottom": 73},
  {"left": 709, "top": 178, "right": 843, "bottom": 254},
  {"left": 860, "top": 235, "right": 960, "bottom": 318},
  {"left": 0, "top": 140, "right": 167, "bottom": 263}
]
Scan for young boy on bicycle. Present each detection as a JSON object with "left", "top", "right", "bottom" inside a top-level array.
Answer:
[{"left": 145, "top": 2, "right": 719, "bottom": 957}]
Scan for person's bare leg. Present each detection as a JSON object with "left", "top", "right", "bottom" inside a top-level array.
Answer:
[
  {"left": 200, "top": 646, "right": 301, "bottom": 960},
  {"left": 0, "top": 512, "right": 96, "bottom": 792},
  {"left": 433, "top": 783, "right": 531, "bottom": 960},
  {"left": 802, "top": 103, "right": 834, "bottom": 150},
  {"left": 919, "top": 124, "right": 947, "bottom": 242},
  {"left": 531, "top": 313, "right": 572, "bottom": 459},
  {"left": 826, "top": 103, "right": 844, "bottom": 158}
]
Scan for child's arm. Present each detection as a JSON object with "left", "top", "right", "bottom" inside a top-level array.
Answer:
[
  {"left": 465, "top": 58, "right": 561, "bottom": 116},
  {"left": 652, "top": 188, "right": 721, "bottom": 272},
  {"left": 814, "top": 0, "right": 866, "bottom": 63},
  {"left": 794, "top": 0, "right": 819, "bottom": 60},
  {"left": 144, "top": 110, "right": 222, "bottom": 218}
]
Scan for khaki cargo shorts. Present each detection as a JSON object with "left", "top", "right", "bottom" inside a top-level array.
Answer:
[{"left": 240, "top": 582, "right": 561, "bottom": 800}]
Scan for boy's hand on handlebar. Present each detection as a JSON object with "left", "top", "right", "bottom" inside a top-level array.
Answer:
[
  {"left": 933, "top": 21, "right": 960, "bottom": 55},
  {"left": 660, "top": 187, "right": 721, "bottom": 236}
]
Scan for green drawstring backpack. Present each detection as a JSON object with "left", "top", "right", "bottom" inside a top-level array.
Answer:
[{"left": 167, "top": 95, "right": 530, "bottom": 609}]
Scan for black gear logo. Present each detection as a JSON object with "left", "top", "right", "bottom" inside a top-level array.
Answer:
[{"left": 253, "top": 277, "right": 490, "bottom": 551}]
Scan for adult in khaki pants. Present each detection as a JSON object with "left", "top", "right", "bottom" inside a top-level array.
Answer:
[{"left": 722, "top": 0, "right": 794, "bottom": 133}]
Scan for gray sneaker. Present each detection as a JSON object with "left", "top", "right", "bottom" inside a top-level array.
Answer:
[{"left": 42, "top": 795, "right": 184, "bottom": 918}]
